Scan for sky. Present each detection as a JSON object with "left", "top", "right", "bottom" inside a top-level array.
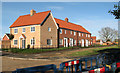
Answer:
[{"left": 1, "top": 2, "right": 118, "bottom": 39}]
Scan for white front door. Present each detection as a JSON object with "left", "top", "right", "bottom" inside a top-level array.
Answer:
[
  {"left": 86, "top": 40, "right": 88, "bottom": 47},
  {"left": 81, "top": 39, "right": 84, "bottom": 47},
  {"left": 22, "top": 39, "right": 25, "bottom": 49},
  {"left": 69, "top": 38, "right": 73, "bottom": 47},
  {"left": 64, "top": 38, "right": 68, "bottom": 47}
]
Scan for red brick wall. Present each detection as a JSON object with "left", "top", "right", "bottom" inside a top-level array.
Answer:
[{"left": 59, "top": 28, "right": 92, "bottom": 47}]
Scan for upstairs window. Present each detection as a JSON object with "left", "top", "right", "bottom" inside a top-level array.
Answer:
[
  {"left": 48, "top": 27, "right": 51, "bottom": 32},
  {"left": 82, "top": 33, "right": 83, "bottom": 36},
  {"left": 60, "top": 29, "right": 62, "bottom": 34},
  {"left": 86, "top": 34, "right": 87, "bottom": 37},
  {"left": 65, "top": 30, "right": 66, "bottom": 34},
  {"left": 88, "top": 34, "right": 90, "bottom": 37},
  {"left": 14, "top": 40, "right": 18, "bottom": 45},
  {"left": 14, "top": 29, "right": 18, "bottom": 34},
  {"left": 31, "top": 38, "right": 35, "bottom": 45},
  {"left": 79, "top": 33, "right": 81, "bottom": 36},
  {"left": 71, "top": 31, "right": 72, "bottom": 35},
  {"left": 31, "top": 27, "right": 35, "bottom": 32},
  {"left": 47, "top": 39, "right": 52, "bottom": 45},
  {"left": 22, "top": 28, "right": 25, "bottom": 33},
  {"left": 74, "top": 31, "right": 76, "bottom": 36}
]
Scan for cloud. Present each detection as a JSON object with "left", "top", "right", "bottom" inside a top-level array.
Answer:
[{"left": 46, "top": 6, "right": 63, "bottom": 10}]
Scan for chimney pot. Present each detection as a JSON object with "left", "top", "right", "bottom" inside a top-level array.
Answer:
[
  {"left": 30, "top": 9, "right": 36, "bottom": 16},
  {"left": 65, "top": 18, "right": 68, "bottom": 22}
]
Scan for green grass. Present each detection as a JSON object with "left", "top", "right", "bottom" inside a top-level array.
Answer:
[{"left": 69, "top": 45, "right": 119, "bottom": 57}]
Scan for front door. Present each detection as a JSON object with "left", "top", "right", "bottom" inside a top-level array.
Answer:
[
  {"left": 64, "top": 38, "right": 68, "bottom": 47},
  {"left": 86, "top": 40, "right": 88, "bottom": 47},
  {"left": 69, "top": 38, "right": 73, "bottom": 47},
  {"left": 22, "top": 40, "right": 25, "bottom": 49},
  {"left": 81, "top": 39, "right": 84, "bottom": 47}
]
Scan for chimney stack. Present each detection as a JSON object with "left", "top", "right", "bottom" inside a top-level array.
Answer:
[
  {"left": 65, "top": 18, "right": 68, "bottom": 22},
  {"left": 30, "top": 9, "right": 36, "bottom": 16}
]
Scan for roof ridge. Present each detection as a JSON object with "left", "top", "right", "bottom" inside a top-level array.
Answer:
[
  {"left": 20, "top": 10, "right": 51, "bottom": 17},
  {"left": 55, "top": 18, "right": 82, "bottom": 27}
]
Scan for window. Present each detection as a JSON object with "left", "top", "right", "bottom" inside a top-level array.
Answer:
[
  {"left": 86, "top": 34, "right": 87, "bottom": 37},
  {"left": 88, "top": 34, "right": 90, "bottom": 37},
  {"left": 31, "top": 27, "right": 35, "bottom": 32},
  {"left": 71, "top": 31, "right": 72, "bottom": 34},
  {"left": 74, "top": 40, "right": 76, "bottom": 45},
  {"left": 79, "top": 33, "right": 81, "bottom": 36},
  {"left": 74, "top": 31, "right": 76, "bottom": 36},
  {"left": 31, "top": 38, "right": 35, "bottom": 45},
  {"left": 47, "top": 39, "right": 52, "bottom": 45},
  {"left": 14, "top": 29, "right": 18, "bottom": 34},
  {"left": 60, "top": 29, "right": 62, "bottom": 34},
  {"left": 82, "top": 33, "right": 83, "bottom": 36},
  {"left": 65, "top": 30, "right": 66, "bottom": 34},
  {"left": 22, "top": 28, "right": 25, "bottom": 33},
  {"left": 14, "top": 40, "right": 18, "bottom": 45},
  {"left": 59, "top": 39, "right": 63, "bottom": 45},
  {"left": 48, "top": 27, "right": 51, "bottom": 32}
]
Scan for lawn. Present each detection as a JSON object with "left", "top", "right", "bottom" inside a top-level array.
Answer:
[{"left": 68, "top": 45, "right": 119, "bottom": 57}]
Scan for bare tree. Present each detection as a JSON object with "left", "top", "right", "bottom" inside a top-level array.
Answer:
[{"left": 98, "top": 27, "right": 118, "bottom": 42}]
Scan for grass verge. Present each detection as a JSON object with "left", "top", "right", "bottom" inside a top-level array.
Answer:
[{"left": 68, "top": 45, "right": 119, "bottom": 57}]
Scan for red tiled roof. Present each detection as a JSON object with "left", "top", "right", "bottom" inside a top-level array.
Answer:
[
  {"left": 55, "top": 18, "right": 90, "bottom": 34},
  {"left": 91, "top": 36, "right": 96, "bottom": 39},
  {"left": 9, "top": 11, "right": 51, "bottom": 28},
  {"left": 10, "top": 10, "right": 90, "bottom": 34}
]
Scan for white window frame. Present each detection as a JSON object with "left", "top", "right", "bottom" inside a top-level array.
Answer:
[
  {"left": 14, "top": 40, "right": 18, "bottom": 45},
  {"left": 31, "top": 27, "right": 35, "bottom": 32},
  {"left": 14, "top": 29, "right": 18, "bottom": 34},
  {"left": 82, "top": 33, "right": 83, "bottom": 36},
  {"left": 48, "top": 27, "right": 51, "bottom": 32},
  {"left": 71, "top": 31, "right": 72, "bottom": 35},
  {"left": 60, "top": 29, "right": 62, "bottom": 34},
  {"left": 31, "top": 38, "right": 35, "bottom": 45},
  {"left": 79, "top": 32, "right": 81, "bottom": 36},
  {"left": 47, "top": 39, "right": 52, "bottom": 45},
  {"left": 22, "top": 28, "right": 25, "bottom": 33},
  {"left": 86, "top": 34, "right": 87, "bottom": 37},
  {"left": 59, "top": 39, "right": 63, "bottom": 45},
  {"left": 79, "top": 40, "right": 81, "bottom": 45},
  {"left": 65, "top": 30, "right": 66, "bottom": 34},
  {"left": 74, "top": 31, "right": 76, "bottom": 36},
  {"left": 74, "top": 40, "right": 76, "bottom": 45}
]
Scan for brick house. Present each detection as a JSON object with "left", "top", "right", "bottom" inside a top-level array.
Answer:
[
  {"left": 2, "top": 34, "right": 11, "bottom": 48},
  {"left": 9, "top": 9, "right": 92, "bottom": 49}
]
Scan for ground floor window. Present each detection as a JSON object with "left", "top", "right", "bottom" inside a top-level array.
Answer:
[
  {"left": 47, "top": 39, "right": 52, "bottom": 45},
  {"left": 74, "top": 40, "right": 76, "bottom": 45},
  {"left": 14, "top": 40, "right": 18, "bottom": 45},
  {"left": 59, "top": 39, "right": 63, "bottom": 45},
  {"left": 31, "top": 38, "right": 35, "bottom": 45}
]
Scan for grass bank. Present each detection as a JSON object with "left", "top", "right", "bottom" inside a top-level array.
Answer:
[{"left": 68, "top": 45, "right": 119, "bottom": 57}]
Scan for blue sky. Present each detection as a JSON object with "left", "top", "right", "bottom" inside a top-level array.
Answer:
[{"left": 2, "top": 2, "right": 118, "bottom": 39}]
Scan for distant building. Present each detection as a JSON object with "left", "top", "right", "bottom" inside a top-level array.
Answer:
[
  {"left": 91, "top": 36, "right": 96, "bottom": 44},
  {"left": 2, "top": 34, "right": 11, "bottom": 48}
]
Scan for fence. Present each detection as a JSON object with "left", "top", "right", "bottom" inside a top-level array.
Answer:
[{"left": 13, "top": 54, "right": 113, "bottom": 73}]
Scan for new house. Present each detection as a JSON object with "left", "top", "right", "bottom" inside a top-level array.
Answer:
[{"left": 9, "top": 9, "right": 92, "bottom": 49}]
